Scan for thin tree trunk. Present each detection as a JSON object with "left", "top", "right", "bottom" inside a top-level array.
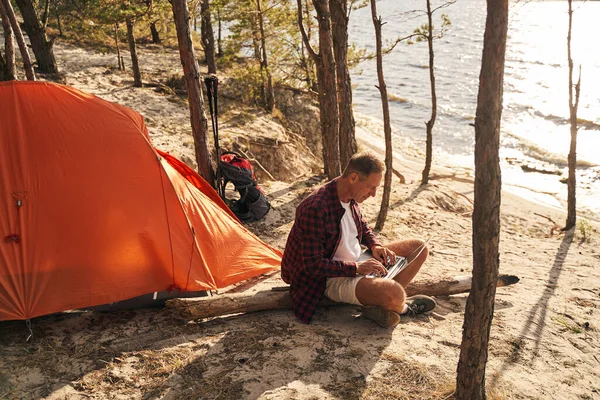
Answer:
[
  {"left": 114, "top": 23, "right": 122, "bottom": 70},
  {"left": 200, "top": 0, "right": 216, "bottom": 73},
  {"left": 300, "top": 41, "right": 312, "bottom": 90},
  {"left": 171, "top": 0, "right": 215, "bottom": 186},
  {"left": 41, "top": 0, "right": 49, "bottom": 29},
  {"left": 53, "top": 0, "right": 62, "bottom": 36},
  {"left": 193, "top": 4, "right": 197, "bottom": 32},
  {"left": 146, "top": 0, "right": 161, "bottom": 43},
  {"left": 125, "top": 16, "right": 142, "bottom": 87},
  {"left": 421, "top": 0, "right": 436, "bottom": 185},
  {"left": 150, "top": 21, "right": 160, "bottom": 43},
  {"left": 256, "top": 0, "right": 273, "bottom": 112},
  {"left": 456, "top": 0, "right": 507, "bottom": 398},
  {"left": 0, "top": 0, "right": 35, "bottom": 80},
  {"left": 250, "top": 12, "right": 261, "bottom": 61},
  {"left": 370, "top": 0, "right": 392, "bottom": 231},
  {"left": 0, "top": 1, "right": 16, "bottom": 80},
  {"left": 330, "top": 0, "right": 356, "bottom": 169},
  {"left": 14, "top": 0, "right": 58, "bottom": 73},
  {"left": 564, "top": 0, "right": 580, "bottom": 231},
  {"left": 298, "top": 0, "right": 340, "bottom": 179},
  {"left": 303, "top": 0, "right": 317, "bottom": 91},
  {"left": 216, "top": 2, "right": 222, "bottom": 56}
]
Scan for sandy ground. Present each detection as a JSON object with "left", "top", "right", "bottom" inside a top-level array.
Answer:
[{"left": 1, "top": 42, "right": 600, "bottom": 400}]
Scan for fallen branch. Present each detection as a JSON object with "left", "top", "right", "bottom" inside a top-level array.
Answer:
[
  {"left": 166, "top": 274, "right": 519, "bottom": 320},
  {"left": 534, "top": 212, "right": 561, "bottom": 237},
  {"left": 454, "top": 191, "right": 474, "bottom": 205},
  {"left": 239, "top": 149, "right": 275, "bottom": 181},
  {"left": 392, "top": 168, "right": 406, "bottom": 184}
]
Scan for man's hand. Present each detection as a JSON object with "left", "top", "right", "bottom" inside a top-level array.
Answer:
[
  {"left": 357, "top": 258, "right": 387, "bottom": 277},
  {"left": 371, "top": 245, "right": 396, "bottom": 267}
]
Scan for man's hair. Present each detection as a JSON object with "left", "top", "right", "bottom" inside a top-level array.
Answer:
[{"left": 342, "top": 152, "right": 385, "bottom": 179}]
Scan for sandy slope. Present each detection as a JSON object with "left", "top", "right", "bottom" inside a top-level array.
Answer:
[{"left": 1, "top": 42, "right": 599, "bottom": 400}]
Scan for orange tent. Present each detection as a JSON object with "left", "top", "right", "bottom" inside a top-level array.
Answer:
[{"left": 0, "top": 81, "right": 281, "bottom": 321}]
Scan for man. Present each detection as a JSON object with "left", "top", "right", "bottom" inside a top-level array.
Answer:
[{"left": 281, "top": 152, "right": 435, "bottom": 327}]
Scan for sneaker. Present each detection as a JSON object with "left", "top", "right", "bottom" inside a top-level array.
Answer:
[
  {"left": 361, "top": 306, "right": 401, "bottom": 328},
  {"left": 403, "top": 295, "right": 436, "bottom": 315}
]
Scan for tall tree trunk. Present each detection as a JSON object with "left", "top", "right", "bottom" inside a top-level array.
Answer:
[
  {"left": 146, "top": 0, "right": 161, "bottom": 43},
  {"left": 298, "top": 0, "right": 340, "bottom": 179},
  {"left": 41, "top": 0, "right": 49, "bottom": 29},
  {"left": 171, "top": 0, "right": 215, "bottom": 186},
  {"left": 421, "top": 0, "right": 436, "bottom": 185},
  {"left": 216, "top": 2, "right": 222, "bottom": 56},
  {"left": 300, "top": 41, "right": 312, "bottom": 90},
  {"left": 114, "top": 23, "right": 123, "bottom": 70},
  {"left": 0, "top": 0, "right": 35, "bottom": 80},
  {"left": 200, "top": 0, "right": 216, "bottom": 73},
  {"left": 456, "top": 0, "right": 507, "bottom": 398},
  {"left": 14, "top": 0, "right": 58, "bottom": 73},
  {"left": 150, "top": 21, "right": 160, "bottom": 43},
  {"left": 564, "top": 0, "right": 580, "bottom": 231},
  {"left": 256, "top": 0, "right": 273, "bottom": 112},
  {"left": 125, "top": 16, "right": 142, "bottom": 87},
  {"left": 53, "top": 0, "right": 62, "bottom": 36},
  {"left": 0, "top": 1, "right": 16, "bottom": 80},
  {"left": 370, "top": 0, "right": 392, "bottom": 231},
  {"left": 250, "top": 12, "right": 261, "bottom": 61},
  {"left": 330, "top": 0, "right": 356, "bottom": 169}
]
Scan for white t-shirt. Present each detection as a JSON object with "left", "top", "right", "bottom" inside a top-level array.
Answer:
[{"left": 332, "top": 201, "right": 362, "bottom": 262}]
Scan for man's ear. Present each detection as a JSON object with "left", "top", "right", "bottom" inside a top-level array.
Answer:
[{"left": 348, "top": 172, "right": 359, "bottom": 183}]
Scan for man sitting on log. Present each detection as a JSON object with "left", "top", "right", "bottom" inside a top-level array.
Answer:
[{"left": 281, "top": 152, "right": 436, "bottom": 328}]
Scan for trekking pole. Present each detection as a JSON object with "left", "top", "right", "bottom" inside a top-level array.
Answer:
[{"left": 204, "top": 75, "right": 223, "bottom": 198}]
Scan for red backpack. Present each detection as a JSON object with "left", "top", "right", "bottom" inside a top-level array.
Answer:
[{"left": 218, "top": 151, "right": 270, "bottom": 222}]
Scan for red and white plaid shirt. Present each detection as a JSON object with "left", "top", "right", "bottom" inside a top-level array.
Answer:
[{"left": 281, "top": 178, "right": 379, "bottom": 323}]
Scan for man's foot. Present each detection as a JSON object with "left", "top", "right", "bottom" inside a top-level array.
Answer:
[
  {"left": 402, "top": 295, "right": 436, "bottom": 315},
  {"left": 361, "top": 306, "right": 401, "bottom": 328}
]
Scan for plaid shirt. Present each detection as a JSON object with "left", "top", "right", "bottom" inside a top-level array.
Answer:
[{"left": 281, "top": 178, "right": 379, "bottom": 323}]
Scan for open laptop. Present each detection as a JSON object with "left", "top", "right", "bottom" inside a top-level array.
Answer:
[{"left": 360, "top": 235, "right": 433, "bottom": 279}]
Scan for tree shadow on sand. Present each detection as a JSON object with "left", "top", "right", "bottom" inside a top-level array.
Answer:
[{"left": 489, "top": 228, "right": 574, "bottom": 387}]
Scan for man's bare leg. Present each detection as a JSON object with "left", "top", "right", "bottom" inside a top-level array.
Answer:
[
  {"left": 385, "top": 239, "right": 429, "bottom": 288},
  {"left": 355, "top": 277, "right": 405, "bottom": 313},
  {"left": 355, "top": 277, "right": 405, "bottom": 327}
]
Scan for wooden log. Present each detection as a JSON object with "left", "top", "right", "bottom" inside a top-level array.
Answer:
[{"left": 166, "top": 274, "right": 519, "bottom": 320}]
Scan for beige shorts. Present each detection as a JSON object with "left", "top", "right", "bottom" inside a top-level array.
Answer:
[{"left": 324, "top": 276, "right": 364, "bottom": 306}]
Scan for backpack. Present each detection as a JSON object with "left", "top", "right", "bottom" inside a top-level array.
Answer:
[{"left": 218, "top": 151, "right": 270, "bottom": 222}]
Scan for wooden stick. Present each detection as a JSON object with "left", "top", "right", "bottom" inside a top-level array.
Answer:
[
  {"left": 166, "top": 274, "right": 519, "bottom": 320},
  {"left": 239, "top": 149, "right": 276, "bottom": 181},
  {"left": 392, "top": 168, "right": 406, "bottom": 184}
]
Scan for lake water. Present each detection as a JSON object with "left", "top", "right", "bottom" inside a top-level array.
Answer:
[{"left": 348, "top": 0, "right": 600, "bottom": 220}]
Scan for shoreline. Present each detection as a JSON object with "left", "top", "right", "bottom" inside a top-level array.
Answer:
[{"left": 354, "top": 112, "right": 600, "bottom": 224}]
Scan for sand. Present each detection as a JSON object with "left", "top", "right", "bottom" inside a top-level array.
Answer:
[{"left": 0, "top": 41, "right": 599, "bottom": 400}]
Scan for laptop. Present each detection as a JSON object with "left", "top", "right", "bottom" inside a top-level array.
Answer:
[{"left": 359, "top": 235, "right": 433, "bottom": 280}]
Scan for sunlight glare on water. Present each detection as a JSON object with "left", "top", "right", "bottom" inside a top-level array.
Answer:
[{"left": 348, "top": 0, "right": 600, "bottom": 218}]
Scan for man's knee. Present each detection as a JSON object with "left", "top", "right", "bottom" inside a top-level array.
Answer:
[
  {"left": 416, "top": 239, "right": 429, "bottom": 260},
  {"left": 380, "top": 281, "right": 405, "bottom": 312}
]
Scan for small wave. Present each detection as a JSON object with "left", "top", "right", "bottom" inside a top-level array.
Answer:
[
  {"left": 504, "top": 132, "right": 598, "bottom": 169},
  {"left": 506, "top": 104, "right": 600, "bottom": 131},
  {"left": 505, "top": 57, "right": 562, "bottom": 68},
  {"left": 388, "top": 93, "right": 410, "bottom": 104},
  {"left": 408, "top": 63, "right": 430, "bottom": 70}
]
